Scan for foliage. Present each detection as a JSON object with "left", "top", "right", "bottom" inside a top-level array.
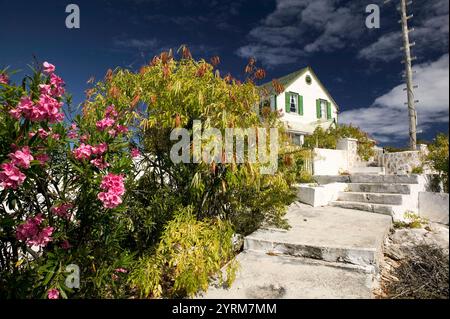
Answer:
[
  {"left": 96, "top": 52, "right": 300, "bottom": 235},
  {"left": 426, "top": 133, "right": 449, "bottom": 193},
  {"left": 1, "top": 51, "right": 303, "bottom": 298},
  {"left": 393, "top": 212, "right": 428, "bottom": 229},
  {"left": 128, "top": 207, "right": 236, "bottom": 298},
  {"left": 304, "top": 124, "right": 375, "bottom": 161},
  {"left": 411, "top": 166, "right": 424, "bottom": 174}
]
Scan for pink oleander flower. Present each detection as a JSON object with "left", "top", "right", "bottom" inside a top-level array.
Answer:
[
  {"left": 131, "top": 148, "right": 140, "bottom": 158},
  {"left": 108, "top": 129, "right": 116, "bottom": 137},
  {"left": 116, "top": 125, "right": 128, "bottom": 134},
  {"left": 16, "top": 214, "right": 43, "bottom": 242},
  {"left": 96, "top": 117, "right": 115, "bottom": 131},
  {"left": 35, "top": 94, "right": 64, "bottom": 123},
  {"left": 51, "top": 133, "right": 60, "bottom": 140},
  {"left": 98, "top": 173, "right": 125, "bottom": 209},
  {"left": 28, "top": 226, "right": 53, "bottom": 247},
  {"left": 39, "top": 84, "right": 52, "bottom": 95},
  {"left": 105, "top": 105, "right": 118, "bottom": 118},
  {"left": 29, "top": 132, "right": 36, "bottom": 138},
  {"left": 80, "top": 134, "right": 90, "bottom": 143},
  {"left": 43, "top": 62, "right": 55, "bottom": 74},
  {"left": 73, "top": 143, "right": 92, "bottom": 160},
  {"left": 114, "top": 268, "right": 128, "bottom": 273},
  {"left": 67, "top": 131, "right": 78, "bottom": 139},
  {"left": 9, "top": 108, "right": 22, "bottom": 119},
  {"left": 61, "top": 240, "right": 72, "bottom": 250},
  {"left": 51, "top": 203, "right": 73, "bottom": 219},
  {"left": 91, "top": 143, "right": 107, "bottom": 155},
  {"left": 35, "top": 153, "right": 50, "bottom": 165},
  {"left": 47, "top": 288, "right": 59, "bottom": 299},
  {"left": 100, "top": 173, "right": 125, "bottom": 195},
  {"left": 8, "top": 146, "right": 34, "bottom": 169},
  {"left": 0, "top": 163, "right": 26, "bottom": 189},
  {"left": 16, "top": 214, "right": 53, "bottom": 247},
  {"left": 90, "top": 158, "right": 109, "bottom": 169},
  {"left": 50, "top": 73, "right": 64, "bottom": 87},
  {"left": 0, "top": 73, "right": 9, "bottom": 84},
  {"left": 70, "top": 123, "right": 77, "bottom": 130},
  {"left": 37, "top": 128, "right": 50, "bottom": 139},
  {"left": 98, "top": 191, "right": 123, "bottom": 209}
]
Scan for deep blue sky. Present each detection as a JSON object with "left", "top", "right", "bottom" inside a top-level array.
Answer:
[{"left": 1, "top": 0, "right": 448, "bottom": 146}]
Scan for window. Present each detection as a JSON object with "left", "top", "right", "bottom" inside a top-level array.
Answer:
[
  {"left": 320, "top": 99, "right": 328, "bottom": 119},
  {"left": 290, "top": 94, "right": 297, "bottom": 113},
  {"left": 270, "top": 95, "right": 276, "bottom": 111},
  {"left": 290, "top": 133, "right": 304, "bottom": 146}
]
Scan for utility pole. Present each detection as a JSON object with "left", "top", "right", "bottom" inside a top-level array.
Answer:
[{"left": 385, "top": 0, "right": 419, "bottom": 150}]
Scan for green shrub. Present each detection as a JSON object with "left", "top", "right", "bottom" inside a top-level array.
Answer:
[
  {"left": 426, "top": 133, "right": 449, "bottom": 192},
  {"left": 411, "top": 166, "right": 424, "bottom": 174},
  {"left": 304, "top": 124, "right": 375, "bottom": 161},
  {"left": 128, "top": 207, "right": 236, "bottom": 298}
]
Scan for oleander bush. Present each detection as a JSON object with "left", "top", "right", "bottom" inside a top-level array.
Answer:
[{"left": 0, "top": 50, "right": 303, "bottom": 298}]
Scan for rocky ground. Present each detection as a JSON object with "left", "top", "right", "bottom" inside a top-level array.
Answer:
[{"left": 374, "top": 222, "right": 449, "bottom": 299}]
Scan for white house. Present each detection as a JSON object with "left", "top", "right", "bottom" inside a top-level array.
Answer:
[{"left": 259, "top": 66, "right": 339, "bottom": 146}]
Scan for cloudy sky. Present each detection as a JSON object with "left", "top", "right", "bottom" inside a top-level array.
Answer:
[{"left": 0, "top": 0, "right": 448, "bottom": 146}]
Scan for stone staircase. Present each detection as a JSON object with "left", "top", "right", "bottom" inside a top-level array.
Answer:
[
  {"left": 201, "top": 203, "right": 392, "bottom": 299},
  {"left": 315, "top": 174, "right": 426, "bottom": 221}
]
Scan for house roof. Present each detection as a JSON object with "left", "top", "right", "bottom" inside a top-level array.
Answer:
[{"left": 258, "top": 66, "right": 340, "bottom": 111}]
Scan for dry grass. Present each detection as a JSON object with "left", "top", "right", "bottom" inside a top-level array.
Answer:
[{"left": 382, "top": 244, "right": 449, "bottom": 299}]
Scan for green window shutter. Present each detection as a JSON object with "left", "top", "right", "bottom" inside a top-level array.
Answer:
[
  {"left": 298, "top": 95, "right": 303, "bottom": 115},
  {"left": 316, "top": 99, "right": 321, "bottom": 118},
  {"left": 274, "top": 95, "right": 277, "bottom": 111},
  {"left": 327, "top": 101, "right": 332, "bottom": 120},
  {"left": 285, "top": 93, "right": 290, "bottom": 113}
]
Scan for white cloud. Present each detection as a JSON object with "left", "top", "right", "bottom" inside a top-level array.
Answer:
[
  {"left": 236, "top": 0, "right": 364, "bottom": 67},
  {"left": 340, "top": 54, "right": 449, "bottom": 143},
  {"left": 358, "top": 0, "right": 449, "bottom": 62}
]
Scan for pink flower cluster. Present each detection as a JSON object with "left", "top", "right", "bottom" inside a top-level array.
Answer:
[
  {"left": 131, "top": 148, "right": 140, "bottom": 158},
  {"left": 9, "top": 62, "right": 65, "bottom": 123},
  {"left": 51, "top": 203, "right": 73, "bottom": 219},
  {"left": 16, "top": 214, "right": 53, "bottom": 247},
  {"left": 47, "top": 288, "right": 59, "bottom": 299},
  {"left": 73, "top": 143, "right": 109, "bottom": 168},
  {"left": 0, "top": 146, "right": 33, "bottom": 189},
  {"left": 97, "top": 173, "right": 125, "bottom": 209},
  {"left": 0, "top": 73, "right": 9, "bottom": 85},
  {"left": 95, "top": 105, "right": 129, "bottom": 137}
]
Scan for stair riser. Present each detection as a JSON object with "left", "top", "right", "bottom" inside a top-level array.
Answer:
[
  {"left": 331, "top": 201, "right": 394, "bottom": 216},
  {"left": 348, "top": 184, "right": 411, "bottom": 194},
  {"left": 244, "top": 237, "right": 377, "bottom": 268},
  {"left": 338, "top": 192, "right": 403, "bottom": 205},
  {"left": 349, "top": 175, "right": 419, "bottom": 184}
]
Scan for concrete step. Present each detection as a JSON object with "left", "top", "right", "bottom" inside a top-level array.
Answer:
[
  {"left": 244, "top": 203, "right": 392, "bottom": 270},
  {"left": 347, "top": 183, "right": 411, "bottom": 194},
  {"left": 200, "top": 251, "right": 374, "bottom": 299},
  {"left": 314, "top": 174, "right": 420, "bottom": 185},
  {"left": 349, "top": 174, "right": 419, "bottom": 184},
  {"left": 349, "top": 167, "right": 385, "bottom": 175},
  {"left": 338, "top": 192, "right": 403, "bottom": 205},
  {"left": 330, "top": 200, "right": 397, "bottom": 216}
]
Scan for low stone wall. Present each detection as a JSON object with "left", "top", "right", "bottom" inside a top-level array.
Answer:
[
  {"left": 383, "top": 151, "right": 425, "bottom": 175},
  {"left": 419, "top": 192, "right": 449, "bottom": 225}
]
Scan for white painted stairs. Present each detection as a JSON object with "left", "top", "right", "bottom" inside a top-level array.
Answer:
[{"left": 315, "top": 174, "right": 426, "bottom": 221}]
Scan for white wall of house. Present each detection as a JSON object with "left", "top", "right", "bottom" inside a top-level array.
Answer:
[{"left": 272, "top": 69, "right": 338, "bottom": 134}]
